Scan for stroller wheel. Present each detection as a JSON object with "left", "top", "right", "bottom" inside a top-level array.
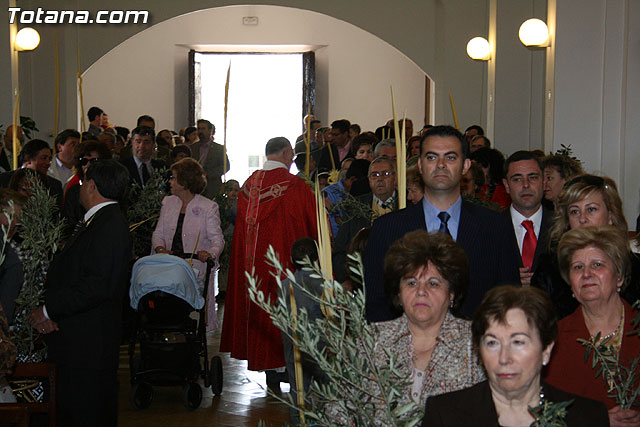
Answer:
[
  {"left": 209, "top": 356, "right": 223, "bottom": 396},
  {"left": 183, "top": 382, "right": 202, "bottom": 411},
  {"left": 130, "top": 355, "right": 141, "bottom": 379},
  {"left": 130, "top": 383, "right": 153, "bottom": 410}
]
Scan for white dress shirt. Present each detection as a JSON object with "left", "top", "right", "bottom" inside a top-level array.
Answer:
[{"left": 509, "top": 204, "right": 543, "bottom": 255}]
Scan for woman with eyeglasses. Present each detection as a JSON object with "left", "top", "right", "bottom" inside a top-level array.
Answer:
[
  {"left": 532, "top": 174, "right": 640, "bottom": 319},
  {"left": 62, "top": 141, "right": 112, "bottom": 231},
  {"left": 152, "top": 158, "right": 224, "bottom": 331}
]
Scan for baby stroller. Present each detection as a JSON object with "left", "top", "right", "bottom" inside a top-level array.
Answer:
[{"left": 128, "top": 253, "right": 223, "bottom": 411}]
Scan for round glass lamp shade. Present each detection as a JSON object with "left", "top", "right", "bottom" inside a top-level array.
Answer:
[
  {"left": 15, "top": 27, "right": 40, "bottom": 51},
  {"left": 519, "top": 19, "right": 549, "bottom": 47},
  {"left": 466, "top": 37, "right": 491, "bottom": 60}
]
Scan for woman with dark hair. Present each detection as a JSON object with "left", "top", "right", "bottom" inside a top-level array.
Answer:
[
  {"left": 542, "top": 153, "right": 584, "bottom": 208},
  {"left": 545, "top": 226, "right": 640, "bottom": 426},
  {"left": 363, "top": 230, "right": 484, "bottom": 418},
  {"left": 423, "top": 285, "right": 608, "bottom": 426},
  {"left": 406, "top": 165, "right": 424, "bottom": 204},
  {"left": 184, "top": 126, "right": 198, "bottom": 145},
  {"left": 152, "top": 158, "right": 224, "bottom": 331},
  {"left": 470, "top": 147, "right": 510, "bottom": 209},
  {"left": 532, "top": 174, "right": 639, "bottom": 318},
  {"left": 170, "top": 144, "right": 192, "bottom": 164}
]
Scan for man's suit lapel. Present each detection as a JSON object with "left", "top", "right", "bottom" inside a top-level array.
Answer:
[
  {"left": 505, "top": 209, "right": 524, "bottom": 268},
  {"left": 532, "top": 206, "right": 553, "bottom": 271},
  {"left": 456, "top": 201, "right": 479, "bottom": 249}
]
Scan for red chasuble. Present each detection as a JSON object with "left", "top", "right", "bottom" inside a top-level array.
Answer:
[{"left": 220, "top": 167, "right": 317, "bottom": 371}]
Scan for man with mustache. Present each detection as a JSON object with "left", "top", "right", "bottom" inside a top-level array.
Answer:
[
  {"left": 502, "top": 151, "right": 551, "bottom": 286},
  {"left": 363, "top": 125, "right": 520, "bottom": 321}
]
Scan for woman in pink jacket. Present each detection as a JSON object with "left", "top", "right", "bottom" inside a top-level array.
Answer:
[{"left": 152, "top": 158, "right": 224, "bottom": 331}]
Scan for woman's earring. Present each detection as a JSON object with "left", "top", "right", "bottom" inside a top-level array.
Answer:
[
  {"left": 542, "top": 360, "right": 548, "bottom": 366},
  {"left": 449, "top": 299, "right": 454, "bottom": 309}
]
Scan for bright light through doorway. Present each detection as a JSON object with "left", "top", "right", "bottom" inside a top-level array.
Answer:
[{"left": 197, "top": 53, "right": 303, "bottom": 185}]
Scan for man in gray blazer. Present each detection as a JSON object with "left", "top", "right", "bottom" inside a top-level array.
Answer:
[{"left": 191, "top": 119, "right": 230, "bottom": 198}]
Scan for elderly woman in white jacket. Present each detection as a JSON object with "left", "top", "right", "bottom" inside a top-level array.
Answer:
[{"left": 152, "top": 158, "right": 224, "bottom": 331}]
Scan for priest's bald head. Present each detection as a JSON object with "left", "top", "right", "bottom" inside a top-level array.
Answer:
[{"left": 265, "top": 137, "right": 294, "bottom": 169}]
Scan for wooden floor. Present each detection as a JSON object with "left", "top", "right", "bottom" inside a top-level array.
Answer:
[{"left": 117, "top": 302, "right": 291, "bottom": 426}]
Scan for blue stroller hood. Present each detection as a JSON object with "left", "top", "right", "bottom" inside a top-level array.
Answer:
[{"left": 130, "top": 254, "right": 205, "bottom": 310}]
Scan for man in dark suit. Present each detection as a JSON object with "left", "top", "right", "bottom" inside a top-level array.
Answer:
[
  {"left": 333, "top": 157, "right": 397, "bottom": 283},
  {"left": 190, "top": 119, "right": 230, "bottom": 198},
  {"left": 29, "top": 160, "right": 132, "bottom": 426},
  {"left": 502, "top": 151, "right": 552, "bottom": 286},
  {"left": 119, "top": 126, "right": 166, "bottom": 186},
  {"left": 317, "top": 119, "right": 352, "bottom": 171},
  {"left": 0, "top": 139, "right": 63, "bottom": 209},
  {"left": 363, "top": 126, "right": 520, "bottom": 321}
]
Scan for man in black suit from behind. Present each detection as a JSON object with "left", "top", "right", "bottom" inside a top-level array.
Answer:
[
  {"left": 119, "top": 125, "right": 166, "bottom": 187},
  {"left": 29, "top": 160, "right": 132, "bottom": 426},
  {"left": 502, "top": 151, "right": 552, "bottom": 286},
  {"left": 363, "top": 125, "right": 520, "bottom": 321}
]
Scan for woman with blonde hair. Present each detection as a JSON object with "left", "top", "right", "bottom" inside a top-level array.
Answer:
[{"left": 532, "top": 174, "right": 639, "bottom": 318}]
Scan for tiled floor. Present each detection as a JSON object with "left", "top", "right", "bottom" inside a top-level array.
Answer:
[{"left": 117, "top": 303, "right": 291, "bottom": 426}]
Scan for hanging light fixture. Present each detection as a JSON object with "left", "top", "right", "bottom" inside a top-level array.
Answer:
[
  {"left": 15, "top": 27, "right": 40, "bottom": 51},
  {"left": 466, "top": 37, "right": 491, "bottom": 61},
  {"left": 519, "top": 19, "right": 549, "bottom": 47}
]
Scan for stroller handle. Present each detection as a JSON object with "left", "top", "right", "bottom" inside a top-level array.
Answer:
[{"left": 173, "top": 252, "right": 215, "bottom": 269}]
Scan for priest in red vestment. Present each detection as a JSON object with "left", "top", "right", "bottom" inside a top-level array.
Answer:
[{"left": 220, "top": 137, "right": 317, "bottom": 374}]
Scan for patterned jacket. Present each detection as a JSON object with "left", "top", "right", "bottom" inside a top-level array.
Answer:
[{"left": 327, "top": 312, "right": 485, "bottom": 425}]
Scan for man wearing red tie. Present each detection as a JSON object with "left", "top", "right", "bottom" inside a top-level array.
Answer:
[{"left": 503, "top": 151, "right": 552, "bottom": 286}]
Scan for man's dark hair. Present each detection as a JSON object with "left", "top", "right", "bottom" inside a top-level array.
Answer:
[
  {"left": 87, "top": 106, "right": 103, "bottom": 122},
  {"left": 115, "top": 126, "right": 130, "bottom": 141},
  {"left": 54, "top": 129, "right": 80, "bottom": 150},
  {"left": 197, "top": 119, "right": 215, "bottom": 135},
  {"left": 19, "top": 139, "right": 51, "bottom": 165},
  {"left": 136, "top": 115, "right": 155, "bottom": 127},
  {"left": 470, "top": 147, "right": 506, "bottom": 183},
  {"left": 465, "top": 124, "right": 485, "bottom": 135},
  {"left": 85, "top": 159, "right": 130, "bottom": 201},
  {"left": 291, "top": 237, "right": 319, "bottom": 270},
  {"left": 331, "top": 119, "right": 351, "bottom": 134},
  {"left": 504, "top": 150, "right": 543, "bottom": 178},
  {"left": 420, "top": 125, "right": 469, "bottom": 160},
  {"left": 345, "top": 158, "right": 371, "bottom": 180},
  {"left": 349, "top": 123, "right": 361, "bottom": 134},
  {"left": 131, "top": 126, "right": 156, "bottom": 141}
]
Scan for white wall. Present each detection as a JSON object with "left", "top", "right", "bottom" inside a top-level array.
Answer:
[
  {"left": 554, "top": 0, "right": 640, "bottom": 224},
  {"left": 493, "top": 0, "right": 546, "bottom": 153},
  {"left": 81, "top": 5, "right": 427, "bottom": 134}
]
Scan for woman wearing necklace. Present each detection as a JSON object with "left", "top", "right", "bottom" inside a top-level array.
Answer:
[
  {"left": 342, "top": 230, "right": 485, "bottom": 423},
  {"left": 423, "top": 285, "right": 608, "bottom": 426},
  {"left": 544, "top": 226, "right": 640, "bottom": 426}
]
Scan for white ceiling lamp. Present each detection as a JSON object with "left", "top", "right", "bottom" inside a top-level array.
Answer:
[
  {"left": 15, "top": 27, "right": 40, "bottom": 51},
  {"left": 519, "top": 18, "right": 549, "bottom": 47},
  {"left": 466, "top": 37, "right": 491, "bottom": 61}
]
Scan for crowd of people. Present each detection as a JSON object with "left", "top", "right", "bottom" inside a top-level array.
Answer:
[{"left": 0, "top": 106, "right": 638, "bottom": 426}]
